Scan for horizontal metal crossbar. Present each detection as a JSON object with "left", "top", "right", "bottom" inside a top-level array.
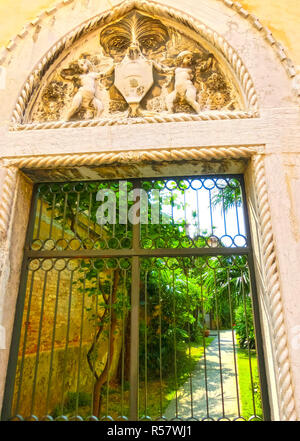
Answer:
[{"left": 25, "top": 247, "right": 251, "bottom": 259}]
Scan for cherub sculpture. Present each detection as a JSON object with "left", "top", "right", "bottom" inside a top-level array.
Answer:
[
  {"left": 63, "top": 58, "right": 104, "bottom": 121},
  {"left": 166, "top": 50, "right": 201, "bottom": 114}
]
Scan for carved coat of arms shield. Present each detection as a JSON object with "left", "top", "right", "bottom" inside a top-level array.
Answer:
[{"left": 114, "top": 55, "right": 154, "bottom": 108}]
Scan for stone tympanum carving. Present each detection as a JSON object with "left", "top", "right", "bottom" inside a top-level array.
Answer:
[
  {"left": 63, "top": 58, "right": 104, "bottom": 121},
  {"left": 166, "top": 51, "right": 201, "bottom": 114},
  {"left": 28, "top": 10, "right": 243, "bottom": 125}
]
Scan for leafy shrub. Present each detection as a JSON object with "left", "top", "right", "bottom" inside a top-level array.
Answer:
[
  {"left": 139, "top": 267, "right": 203, "bottom": 377},
  {"left": 234, "top": 297, "right": 255, "bottom": 349},
  {"left": 51, "top": 392, "right": 91, "bottom": 418}
]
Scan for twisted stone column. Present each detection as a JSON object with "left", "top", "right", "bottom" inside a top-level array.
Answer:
[{"left": 253, "top": 155, "right": 297, "bottom": 421}]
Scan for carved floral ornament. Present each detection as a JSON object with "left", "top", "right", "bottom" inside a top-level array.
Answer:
[{"left": 11, "top": 2, "right": 259, "bottom": 131}]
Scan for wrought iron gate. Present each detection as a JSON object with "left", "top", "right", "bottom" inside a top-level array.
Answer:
[{"left": 2, "top": 175, "right": 270, "bottom": 421}]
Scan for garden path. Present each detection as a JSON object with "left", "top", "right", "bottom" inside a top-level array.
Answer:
[{"left": 164, "top": 330, "right": 240, "bottom": 420}]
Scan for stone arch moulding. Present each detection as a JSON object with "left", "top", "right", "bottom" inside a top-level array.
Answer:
[{"left": 9, "top": 0, "right": 261, "bottom": 131}]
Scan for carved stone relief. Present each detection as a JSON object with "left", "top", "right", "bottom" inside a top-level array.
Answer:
[{"left": 28, "top": 11, "right": 243, "bottom": 124}]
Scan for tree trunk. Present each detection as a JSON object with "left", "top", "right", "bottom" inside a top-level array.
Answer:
[
  {"left": 92, "top": 270, "right": 120, "bottom": 418},
  {"left": 116, "top": 315, "right": 131, "bottom": 383}
]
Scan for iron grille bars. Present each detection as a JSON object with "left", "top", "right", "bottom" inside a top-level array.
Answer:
[
  {"left": 139, "top": 256, "right": 266, "bottom": 421},
  {"left": 27, "top": 176, "right": 248, "bottom": 254},
  {"left": 1, "top": 175, "right": 270, "bottom": 421}
]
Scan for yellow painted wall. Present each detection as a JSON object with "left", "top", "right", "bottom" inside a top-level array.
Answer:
[
  {"left": 239, "top": 0, "right": 300, "bottom": 65},
  {"left": 0, "top": 0, "right": 58, "bottom": 45},
  {"left": 0, "top": 0, "right": 299, "bottom": 64}
]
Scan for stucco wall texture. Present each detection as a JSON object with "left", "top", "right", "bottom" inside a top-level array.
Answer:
[{"left": 0, "top": 0, "right": 300, "bottom": 65}]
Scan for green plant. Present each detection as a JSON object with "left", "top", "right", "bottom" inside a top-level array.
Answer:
[
  {"left": 202, "top": 255, "right": 250, "bottom": 329},
  {"left": 51, "top": 392, "right": 91, "bottom": 418},
  {"left": 211, "top": 178, "right": 242, "bottom": 212},
  {"left": 139, "top": 263, "right": 206, "bottom": 378},
  {"left": 237, "top": 349, "right": 263, "bottom": 419},
  {"left": 234, "top": 297, "right": 255, "bottom": 349}
]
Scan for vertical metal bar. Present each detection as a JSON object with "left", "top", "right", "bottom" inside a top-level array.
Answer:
[
  {"left": 75, "top": 193, "right": 80, "bottom": 234},
  {"left": 105, "top": 272, "right": 113, "bottom": 418},
  {"left": 129, "top": 180, "right": 141, "bottom": 421},
  {"left": 120, "top": 270, "right": 127, "bottom": 418},
  {"left": 213, "top": 268, "right": 225, "bottom": 418},
  {"left": 112, "top": 184, "right": 116, "bottom": 239},
  {"left": 222, "top": 189, "right": 227, "bottom": 236},
  {"left": 158, "top": 185, "right": 162, "bottom": 239},
  {"left": 209, "top": 190, "right": 214, "bottom": 236},
  {"left": 158, "top": 270, "right": 163, "bottom": 419},
  {"left": 196, "top": 188, "right": 201, "bottom": 237},
  {"left": 13, "top": 268, "right": 36, "bottom": 416},
  {"left": 200, "top": 264, "right": 210, "bottom": 418},
  {"left": 60, "top": 268, "right": 74, "bottom": 415},
  {"left": 90, "top": 272, "right": 99, "bottom": 415},
  {"left": 246, "top": 257, "right": 270, "bottom": 421},
  {"left": 61, "top": 192, "right": 68, "bottom": 241},
  {"left": 235, "top": 191, "right": 241, "bottom": 235},
  {"left": 45, "top": 268, "right": 61, "bottom": 416},
  {"left": 240, "top": 268, "right": 256, "bottom": 417},
  {"left": 87, "top": 192, "right": 93, "bottom": 238},
  {"left": 186, "top": 272, "right": 194, "bottom": 418},
  {"left": 36, "top": 198, "right": 43, "bottom": 240},
  {"left": 172, "top": 269, "right": 179, "bottom": 418},
  {"left": 75, "top": 276, "right": 86, "bottom": 417},
  {"left": 240, "top": 176, "right": 271, "bottom": 420},
  {"left": 144, "top": 271, "right": 148, "bottom": 418},
  {"left": 1, "top": 186, "right": 39, "bottom": 421},
  {"left": 30, "top": 266, "right": 49, "bottom": 416},
  {"left": 226, "top": 268, "right": 241, "bottom": 417},
  {"left": 129, "top": 256, "right": 140, "bottom": 421},
  {"left": 171, "top": 189, "right": 174, "bottom": 227},
  {"left": 144, "top": 186, "right": 149, "bottom": 240},
  {"left": 184, "top": 190, "right": 187, "bottom": 236},
  {"left": 49, "top": 193, "right": 56, "bottom": 239},
  {"left": 247, "top": 257, "right": 271, "bottom": 420},
  {"left": 239, "top": 176, "right": 250, "bottom": 245}
]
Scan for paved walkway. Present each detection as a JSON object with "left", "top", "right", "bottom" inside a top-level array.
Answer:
[{"left": 164, "top": 330, "right": 240, "bottom": 421}]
